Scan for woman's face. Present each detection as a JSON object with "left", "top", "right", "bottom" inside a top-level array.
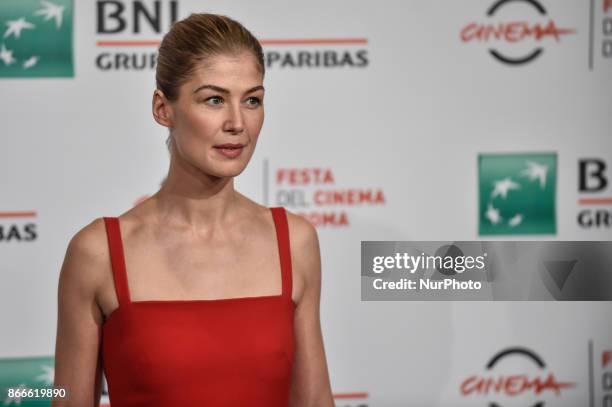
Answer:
[{"left": 167, "top": 51, "right": 264, "bottom": 179}]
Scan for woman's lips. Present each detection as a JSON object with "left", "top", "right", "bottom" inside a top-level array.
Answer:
[{"left": 214, "top": 144, "right": 244, "bottom": 159}]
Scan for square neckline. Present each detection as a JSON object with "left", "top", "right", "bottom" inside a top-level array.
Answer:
[{"left": 102, "top": 207, "right": 296, "bottom": 326}]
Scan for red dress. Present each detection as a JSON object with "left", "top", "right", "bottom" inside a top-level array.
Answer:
[{"left": 101, "top": 207, "right": 295, "bottom": 406}]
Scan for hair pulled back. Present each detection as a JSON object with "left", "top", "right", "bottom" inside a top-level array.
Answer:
[{"left": 156, "top": 13, "right": 265, "bottom": 102}]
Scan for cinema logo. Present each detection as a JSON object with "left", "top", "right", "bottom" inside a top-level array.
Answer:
[
  {"left": 265, "top": 161, "right": 385, "bottom": 227},
  {"left": 577, "top": 158, "right": 612, "bottom": 229},
  {"left": 460, "top": 0, "right": 575, "bottom": 65},
  {"left": 0, "top": 211, "right": 38, "bottom": 242},
  {"left": 460, "top": 347, "right": 575, "bottom": 406}
]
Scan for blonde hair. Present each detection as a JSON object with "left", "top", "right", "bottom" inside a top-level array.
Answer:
[{"left": 156, "top": 13, "right": 264, "bottom": 101}]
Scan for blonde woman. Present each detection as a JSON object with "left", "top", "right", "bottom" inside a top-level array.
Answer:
[{"left": 53, "top": 13, "right": 334, "bottom": 407}]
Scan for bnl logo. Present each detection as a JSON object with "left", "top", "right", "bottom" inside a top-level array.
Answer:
[
  {"left": 96, "top": 1, "right": 178, "bottom": 34},
  {"left": 577, "top": 159, "right": 612, "bottom": 229}
]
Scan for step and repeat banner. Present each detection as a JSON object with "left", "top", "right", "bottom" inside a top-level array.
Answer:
[{"left": 1, "top": 0, "right": 611, "bottom": 406}]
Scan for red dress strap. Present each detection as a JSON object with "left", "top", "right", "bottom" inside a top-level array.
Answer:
[
  {"left": 103, "top": 217, "right": 131, "bottom": 307},
  {"left": 270, "top": 207, "right": 293, "bottom": 302}
]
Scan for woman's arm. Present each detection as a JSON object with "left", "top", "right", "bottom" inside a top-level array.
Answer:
[
  {"left": 51, "top": 219, "right": 107, "bottom": 407},
  {"left": 287, "top": 213, "right": 335, "bottom": 407}
]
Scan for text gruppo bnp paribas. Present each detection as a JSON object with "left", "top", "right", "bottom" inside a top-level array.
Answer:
[{"left": 371, "top": 252, "right": 487, "bottom": 291}]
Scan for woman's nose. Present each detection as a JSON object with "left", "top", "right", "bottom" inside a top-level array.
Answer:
[{"left": 223, "top": 103, "right": 244, "bottom": 134}]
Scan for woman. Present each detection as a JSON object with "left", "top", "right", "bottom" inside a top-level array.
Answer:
[{"left": 52, "top": 13, "right": 334, "bottom": 406}]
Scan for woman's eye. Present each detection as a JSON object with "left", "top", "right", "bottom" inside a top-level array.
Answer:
[
  {"left": 205, "top": 96, "right": 223, "bottom": 105},
  {"left": 246, "top": 97, "right": 261, "bottom": 107}
]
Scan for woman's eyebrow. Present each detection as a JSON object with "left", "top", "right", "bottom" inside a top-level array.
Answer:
[
  {"left": 192, "top": 84, "right": 265, "bottom": 95},
  {"left": 245, "top": 85, "right": 265, "bottom": 94},
  {"left": 193, "top": 84, "right": 228, "bottom": 94}
]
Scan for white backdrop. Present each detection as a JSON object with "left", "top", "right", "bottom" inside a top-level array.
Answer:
[{"left": 1, "top": 0, "right": 611, "bottom": 406}]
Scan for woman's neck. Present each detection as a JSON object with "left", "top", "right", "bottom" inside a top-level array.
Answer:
[{"left": 151, "top": 154, "right": 240, "bottom": 230}]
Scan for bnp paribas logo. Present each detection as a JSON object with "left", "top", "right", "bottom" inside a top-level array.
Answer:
[
  {"left": 479, "top": 153, "right": 557, "bottom": 235},
  {"left": 0, "top": 0, "right": 73, "bottom": 78}
]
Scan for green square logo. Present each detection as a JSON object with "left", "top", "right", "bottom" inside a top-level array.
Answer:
[
  {"left": 0, "top": 355, "right": 55, "bottom": 406},
  {"left": 0, "top": 0, "right": 73, "bottom": 78},
  {"left": 478, "top": 153, "right": 557, "bottom": 235}
]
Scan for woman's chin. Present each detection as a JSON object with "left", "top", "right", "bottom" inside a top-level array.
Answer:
[{"left": 207, "top": 162, "right": 249, "bottom": 179}]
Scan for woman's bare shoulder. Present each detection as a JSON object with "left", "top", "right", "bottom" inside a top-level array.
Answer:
[
  {"left": 59, "top": 218, "right": 111, "bottom": 309},
  {"left": 284, "top": 209, "right": 318, "bottom": 249},
  {"left": 284, "top": 209, "right": 320, "bottom": 289},
  {"left": 65, "top": 218, "right": 109, "bottom": 265},
  {"left": 235, "top": 192, "right": 269, "bottom": 212},
  {"left": 233, "top": 195, "right": 319, "bottom": 258},
  {"left": 234, "top": 193, "right": 276, "bottom": 226}
]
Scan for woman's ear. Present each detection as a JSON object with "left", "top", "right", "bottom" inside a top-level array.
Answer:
[{"left": 152, "top": 89, "right": 173, "bottom": 128}]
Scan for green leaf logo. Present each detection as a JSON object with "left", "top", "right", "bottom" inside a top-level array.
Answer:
[
  {"left": 479, "top": 153, "right": 557, "bottom": 235},
  {"left": 0, "top": 0, "right": 73, "bottom": 78}
]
